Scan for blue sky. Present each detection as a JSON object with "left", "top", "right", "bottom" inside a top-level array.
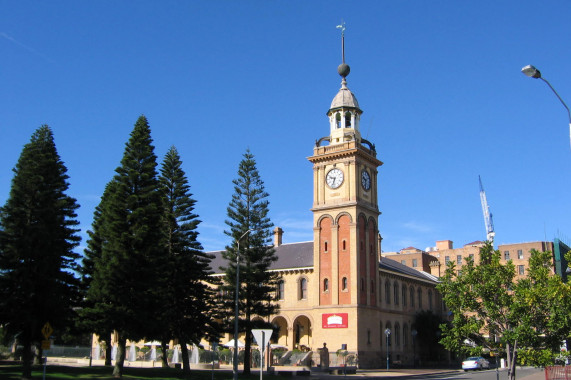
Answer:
[{"left": 1, "top": 0, "right": 570, "bottom": 254}]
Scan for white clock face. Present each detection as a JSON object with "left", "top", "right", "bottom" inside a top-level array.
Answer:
[
  {"left": 326, "top": 168, "right": 344, "bottom": 189},
  {"left": 361, "top": 170, "right": 371, "bottom": 190}
]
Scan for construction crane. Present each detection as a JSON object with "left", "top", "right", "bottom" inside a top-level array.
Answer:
[{"left": 479, "top": 175, "right": 495, "bottom": 244}]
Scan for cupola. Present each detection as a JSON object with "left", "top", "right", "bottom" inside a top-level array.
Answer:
[{"left": 327, "top": 24, "right": 362, "bottom": 145}]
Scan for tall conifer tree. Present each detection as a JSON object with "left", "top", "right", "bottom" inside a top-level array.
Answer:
[
  {"left": 0, "top": 125, "right": 81, "bottom": 379},
  {"left": 221, "top": 149, "right": 278, "bottom": 375},
  {"left": 81, "top": 116, "right": 167, "bottom": 378},
  {"left": 157, "top": 146, "right": 219, "bottom": 374},
  {"left": 78, "top": 181, "right": 117, "bottom": 366}
]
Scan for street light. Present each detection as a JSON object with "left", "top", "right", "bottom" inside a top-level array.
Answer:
[
  {"left": 384, "top": 328, "right": 391, "bottom": 371},
  {"left": 521, "top": 65, "right": 571, "bottom": 149},
  {"left": 233, "top": 229, "right": 255, "bottom": 380}
]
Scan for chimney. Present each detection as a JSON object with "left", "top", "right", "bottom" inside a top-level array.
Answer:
[
  {"left": 436, "top": 240, "right": 453, "bottom": 250},
  {"left": 274, "top": 227, "right": 283, "bottom": 247}
]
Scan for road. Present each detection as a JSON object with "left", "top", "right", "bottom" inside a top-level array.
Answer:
[{"left": 314, "top": 367, "right": 545, "bottom": 380}]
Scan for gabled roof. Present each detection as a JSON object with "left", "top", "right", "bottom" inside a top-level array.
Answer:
[
  {"left": 379, "top": 257, "right": 439, "bottom": 283},
  {"left": 209, "top": 241, "right": 313, "bottom": 275},
  {"left": 464, "top": 240, "right": 485, "bottom": 246},
  {"left": 208, "top": 241, "right": 438, "bottom": 285}
]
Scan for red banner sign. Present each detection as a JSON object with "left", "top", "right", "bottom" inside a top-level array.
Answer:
[{"left": 322, "top": 313, "right": 348, "bottom": 328}]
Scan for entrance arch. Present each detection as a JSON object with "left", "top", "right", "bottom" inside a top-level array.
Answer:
[{"left": 292, "top": 315, "right": 312, "bottom": 350}]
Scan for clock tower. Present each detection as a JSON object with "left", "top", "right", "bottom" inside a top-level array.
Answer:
[{"left": 308, "top": 27, "right": 383, "bottom": 350}]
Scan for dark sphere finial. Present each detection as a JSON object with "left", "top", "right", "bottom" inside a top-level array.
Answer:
[{"left": 338, "top": 63, "right": 350, "bottom": 78}]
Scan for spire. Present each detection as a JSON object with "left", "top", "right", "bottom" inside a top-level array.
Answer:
[
  {"left": 336, "top": 22, "right": 350, "bottom": 81},
  {"left": 327, "top": 23, "right": 362, "bottom": 144}
]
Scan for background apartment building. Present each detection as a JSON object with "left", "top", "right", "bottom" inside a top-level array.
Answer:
[{"left": 382, "top": 238, "right": 570, "bottom": 280}]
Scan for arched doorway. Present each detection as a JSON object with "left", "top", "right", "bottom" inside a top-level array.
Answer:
[{"left": 292, "top": 315, "right": 312, "bottom": 351}]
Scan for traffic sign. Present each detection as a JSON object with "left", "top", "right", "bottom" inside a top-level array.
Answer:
[{"left": 41, "top": 323, "right": 53, "bottom": 340}]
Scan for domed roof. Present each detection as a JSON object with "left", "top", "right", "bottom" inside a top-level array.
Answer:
[{"left": 330, "top": 79, "right": 360, "bottom": 111}]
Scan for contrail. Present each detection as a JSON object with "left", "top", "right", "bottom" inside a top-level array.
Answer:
[{"left": 1, "top": 32, "right": 55, "bottom": 63}]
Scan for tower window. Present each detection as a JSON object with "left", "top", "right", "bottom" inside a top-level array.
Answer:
[
  {"left": 342, "top": 240, "right": 347, "bottom": 251},
  {"left": 335, "top": 112, "right": 341, "bottom": 128},
  {"left": 345, "top": 111, "right": 352, "bottom": 128},
  {"left": 323, "top": 278, "right": 329, "bottom": 292},
  {"left": 324, "top": 241, "right": 328, "bottom": 253},
  {"left": 342, "top": 277, "right": 348, "bottom": 291}
]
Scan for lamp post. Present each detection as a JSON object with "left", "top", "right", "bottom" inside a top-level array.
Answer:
[
  {"left": 521, "top": 65, "right": 571, "bottom": 149},
  {"left": 411, "top": 329, "right": 417, "bottom": 368},
  {"left": 384, "top": 328, "right": 391, "bottom": 371},
  {"left": 233, "top": 229, "right": 254, "bottom": 380}
]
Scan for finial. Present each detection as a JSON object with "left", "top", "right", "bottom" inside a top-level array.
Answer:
[{"left": 336, "top": 22, "right": 350, "bottom": 78}]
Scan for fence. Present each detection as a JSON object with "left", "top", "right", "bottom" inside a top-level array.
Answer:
[{"left": 545, "top": 366, "right": 571, "bottom": 380}]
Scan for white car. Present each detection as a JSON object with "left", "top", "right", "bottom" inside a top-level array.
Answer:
[{"left": 462, "top": 356, "right": 490, "bottom": 371}]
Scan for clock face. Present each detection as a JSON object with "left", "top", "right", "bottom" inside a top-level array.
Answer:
[
  {"left": 326, "top": 168, "right": 344, "bottom": 189},
  {"left": 361, "top": 170, "right": 371, "bottom": 190}
]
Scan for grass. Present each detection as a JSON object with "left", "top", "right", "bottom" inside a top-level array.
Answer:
[{"left": 0, "top": 364, "right": 293, "bottom": 380}]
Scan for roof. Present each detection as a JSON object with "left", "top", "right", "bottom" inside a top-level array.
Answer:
[
  {"left": 330, "top": 80, "right": 360, "bottom": 111},
  {"left": 464, "top": 240, "right": 485, "bottom": 246},
  {"left": 208, "top": 241, "right": 438, "bottom": 285},
  {"left": 379, "top": 257, "right": 439, "bottom": 283},
  {"left": 209, "top": 241, "right": 313, "bottom": 275}
]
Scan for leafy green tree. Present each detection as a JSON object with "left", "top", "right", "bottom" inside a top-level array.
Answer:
[
  {"left": 220, "top": 149, "right": 278, "bottom": 375},
  {"left": 157, "top": 146, "right": 219, "bottom": 374},
  {"left": 438, "top": 242, "right": 571, "bottom": 380},
  {"left": 80, "top": 116, "right": 167, "bottom": 378},
  {"left": 0, "top": 125, "right": 81, "bottom": 379}
]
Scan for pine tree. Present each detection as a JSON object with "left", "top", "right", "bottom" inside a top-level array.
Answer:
[
  {"left": 77, "top": 181, "right": 117, "bottom": 366},
  {"left": 157, "top": 146, "right": 219, "bottom": 374},
  {"left": 0, "top": 125, "right": 81, "bottom": 379},
  {"left": 220, "top": 149, "right": 278, "bottom": 375},
  {"left": 80, "top": 116, "right": 167, "bottom": 378}
]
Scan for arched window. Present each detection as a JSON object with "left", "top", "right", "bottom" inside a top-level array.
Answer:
[
  {"left": 402, "top": 285, "right": 407, "bottom": 307},
  {"left": 394, "top": 281, "right": 399, "bottom": 305},
  {"left": 323, "top": 278, "right": 329, "bottom": 292},
  {"left": 410, "top": 287, "right": 415, "bottom": 308},
  {"left": 345, "top": 111, "right": 352, "bottom": 128},
  {"left": 335, "top": 112, "right": 341, "bottom": 128},
  {"left": 385, "top": 281, "right": 391, "bottom": 304},
  {"left": 428, "top": 290, "right": 433, "bottom": 310},
  {"left": 403, "top": 324, "right": 409, "bottom": 347},
  {"left": 277, "top": 280, "right": 285, "bottom": 300},
  {"left": 342, "top": 240, "right": 346, "bottom": 251},
  {"left": 417, "top": 288, "right": 423, "bottom": 309},
  {"left": 299, "top": 278, "right": 307, "bottom": 300},
  {"left": 324, "top": 241, "right": 328, "bottom": 252},
  {"left": 395, "top": 323, "right": 401, "bottom": 347},
  {"left": 342, "top": 277, "right": 348, "bottom": 291}
]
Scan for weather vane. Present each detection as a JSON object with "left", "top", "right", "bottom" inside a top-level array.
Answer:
[{"left": 336, "top": 21, "right": 346, "bottom": 36}]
